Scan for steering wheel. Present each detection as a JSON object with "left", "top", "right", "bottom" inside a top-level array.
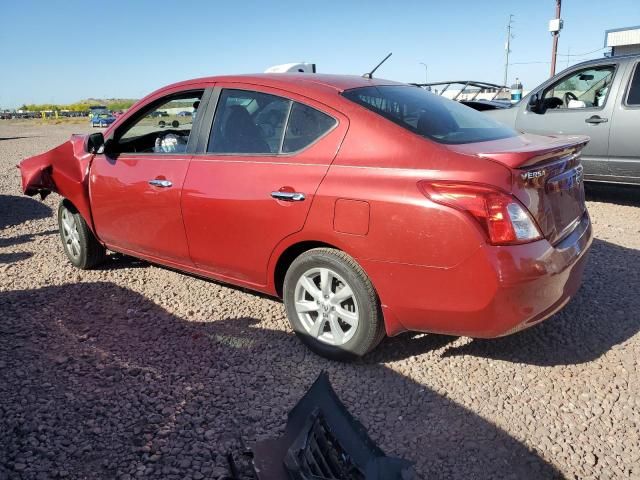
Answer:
[
  {"left": 154, "top": 131, "right": 187, "bottom": 153},
  {"left": 564, "top": 91, "right": 578, "bottom": 106}
]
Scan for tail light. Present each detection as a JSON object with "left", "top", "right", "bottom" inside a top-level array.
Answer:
[{"left": 418, "top": 181, "right": 542, "bottom": 245}]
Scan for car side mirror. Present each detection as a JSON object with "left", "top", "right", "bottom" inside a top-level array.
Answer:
[
  {"left": 528, "top": 93, "right": 545, "bottom": 114},
  {"left": 85, "top": 132, "right": 104, "bottom": 154},
  {"left": 103, "top": 138, "right": 117, "bottom": 158}
]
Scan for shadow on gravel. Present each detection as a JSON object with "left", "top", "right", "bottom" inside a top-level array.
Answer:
[
  {"left": 0, "top": 136, "right": 40, "bottom": 142},
  {"left": 96, "top": 253, "right": 150, "bottom": 270},
  {"left": 0, "top": 195, "right": 52, "bottom": 230},
  {"left": 0, "top": 282, "right": 561, "bottom": 479},
  {"left": 0, "top": 229, "right": 57, "bottom": 248},
  {"left": 585, "top": 183, "right": 640, "bottom": 207},
  {"left": 442, "top": 238, "right": 640, "bottom": 366},
  {"left": 364, "top": 332, "right": 458, "bottom": 364},
  {"left": 0, "top": 252, "right": 33, "bottom": 264}
]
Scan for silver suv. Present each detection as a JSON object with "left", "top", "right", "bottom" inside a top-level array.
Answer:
[{"left": 485, "top": 55, "right": 640, "bottom": 185}]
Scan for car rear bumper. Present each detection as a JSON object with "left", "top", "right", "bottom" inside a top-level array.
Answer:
[{"left": 363, "top": 212, "right": 593, "bottom": 337}]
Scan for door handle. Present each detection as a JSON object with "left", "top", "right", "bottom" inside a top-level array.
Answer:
[
  {"left": 585, "top": 115, "right": 608, "bottom": 125},
  {"left": 271, "top": 191, "right": 305, "bottom": 202},
  {"left": 148, "top": 179, "right": 172, "bottom": 188}
]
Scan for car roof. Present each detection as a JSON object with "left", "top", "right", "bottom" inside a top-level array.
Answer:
[
  {"left": 571, "top": 53, "right": 640, "bottom": 68},
  {"left": 164, "top": 73, "right": 405, "bottom": 98}
]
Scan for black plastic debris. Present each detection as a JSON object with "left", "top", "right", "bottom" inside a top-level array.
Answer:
[{"left": 251, "top": 372, "right": 416, "bottom": 480}]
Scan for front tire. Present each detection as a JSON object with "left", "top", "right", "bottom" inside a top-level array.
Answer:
[
  {"left": 283, "top": 248, "right": 385, "bottom": 360},
  {"left": 58, "top": 201, "right": 106, "bottom": 269}
]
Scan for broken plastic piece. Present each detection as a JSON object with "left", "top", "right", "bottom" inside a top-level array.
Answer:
[{"left": 252, "top": 372, "right": 415, "bottom": 480}]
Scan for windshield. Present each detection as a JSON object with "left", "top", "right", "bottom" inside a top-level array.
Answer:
[{"left": 342, "top": 85, "right": 517, "bottom": 145}]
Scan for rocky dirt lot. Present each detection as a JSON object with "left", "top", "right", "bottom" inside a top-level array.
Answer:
[{"left": 1, "top": 122, "right": 639, "bottom": 480}]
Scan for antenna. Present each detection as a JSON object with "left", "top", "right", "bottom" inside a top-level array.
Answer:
[{"left": 363, "top": 53, "right": 392, "bottom": 79}]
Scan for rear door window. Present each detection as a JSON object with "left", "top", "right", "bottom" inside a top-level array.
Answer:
[
  {"left": 208, "top": 89, "right": 290, "bottom": 154},
  {"left": 626, "top": 63, "right": 640, "bottom": 105},
  {"left": 208, "top": 89, "right": 336, "bottom": 154},
  {"left": 282, "top": 103, "right": 337, "bottom": 152}
]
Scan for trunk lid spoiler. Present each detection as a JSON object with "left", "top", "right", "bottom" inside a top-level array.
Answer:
[{"left": 448, "top": 134, "right": 590, "bottom": 245}]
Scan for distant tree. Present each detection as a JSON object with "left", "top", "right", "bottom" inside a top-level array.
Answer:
[{"left": 18, "top": 98, "right": 138, "bottom": 112}]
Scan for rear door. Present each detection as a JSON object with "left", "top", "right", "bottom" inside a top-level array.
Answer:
[
  {"left": 90, "top": 88, "right": 208, "bottom": 263},
  {"left": 181, "top": 85, "right": 348, "bottom": 286},
  {"left": 515, "top": 62, "right": 617, "bottom": 179},
  {"left": 607, "top": 59, "right": 640, "bottom": 184}
]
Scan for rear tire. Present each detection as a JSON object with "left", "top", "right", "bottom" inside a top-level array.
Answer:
[
  {"left": 283, "top": 248, "right": 385, "bottom": 360},
  {"left": 58, "top": 201, "right": 106, "bottom": 269}
]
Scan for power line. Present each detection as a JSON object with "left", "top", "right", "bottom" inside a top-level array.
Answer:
[
  {"left": 509, "top": 61, "right": 552, "bottom": 65},
  {"left": 509, "top": 46, "right": 608, "bottom": 66},
  {"left": 556, "top": 46, "right": 606, "bottom": 57}
]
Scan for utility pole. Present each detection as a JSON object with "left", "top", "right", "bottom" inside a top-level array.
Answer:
[
  {"left": 549, "top": 0, "right": 562, "bottom": 77},
  {"left": 503, "top": 14, "right": 515, "bottom": 87}
]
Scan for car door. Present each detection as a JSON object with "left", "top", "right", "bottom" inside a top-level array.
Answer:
[
  {"left": 515, "top": 63, "right": 618, "bottom": 179},
  {"left": 607, "top": 59, "right": 640, "bottom": 184},
  {"left": 181, "top": 85, "right": 348, "bottom": 287},
  {"left": 90, "top": 87, "right": 209, "bottom": 264}
]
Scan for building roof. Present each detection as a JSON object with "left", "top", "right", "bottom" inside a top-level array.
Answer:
[{"left": 604, "top": 25, "right": 640, "bottom": 48}]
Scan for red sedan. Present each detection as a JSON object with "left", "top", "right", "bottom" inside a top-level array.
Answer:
[{"left": 19, "top": 74, "right": 592, "bottom": 359}]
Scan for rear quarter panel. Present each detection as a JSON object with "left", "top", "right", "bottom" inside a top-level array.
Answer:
[{"left": 272, "top": 102, "right": 514, "bottom": 268}]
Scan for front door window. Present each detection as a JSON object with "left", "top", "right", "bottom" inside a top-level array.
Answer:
[
  {"left": 117, "top": 91, "right": 203, "bottom": 154},
  {"left": 539, "top": 66, "right": 615, "bottom": 111}
]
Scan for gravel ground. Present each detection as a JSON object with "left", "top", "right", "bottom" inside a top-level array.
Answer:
[{"left": 1, "top": 122, "right": 639, "bottom": 480}]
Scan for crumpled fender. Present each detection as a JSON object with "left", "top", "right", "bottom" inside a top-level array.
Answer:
[{"left": 18, "top": 134, "right": 97, "bottom": 233}]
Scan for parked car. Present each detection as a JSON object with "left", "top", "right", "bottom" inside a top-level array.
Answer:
[
  {"left": 149, "top": 110, "right": 169, "bottom": 118},
  {"left": 19, "top": 74, "right": 592, "bottom": 359},
  {"left": 471, "top": 55, "right": 640, "bottom": 185},
  {"left": 91, "top": 112, "right": 116, "bottom": 128},
  {"left": 413, "top": 80, "right": 513, "bottom": 111},
  {"left": 177, "top": 110, "right": 192, "bottom": 117}
]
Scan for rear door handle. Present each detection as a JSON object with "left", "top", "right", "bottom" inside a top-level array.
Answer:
[
  {"left": 148, "top": 179, "right": 172, "bottom": 188},
  {"left": 271, "top": 191, "right": 305, "bottom": 202},
  {"left": 585, "top": 115, "right": 608, "bottom": 125}
]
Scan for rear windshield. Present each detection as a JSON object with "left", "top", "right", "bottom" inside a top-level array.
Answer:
[{"left": 342, "top": 85, "right": 517, "bottom": 145}]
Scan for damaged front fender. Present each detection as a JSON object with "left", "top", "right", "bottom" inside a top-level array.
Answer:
[{"left": 18, "top": 134, "right": 96, "bottom": 232}]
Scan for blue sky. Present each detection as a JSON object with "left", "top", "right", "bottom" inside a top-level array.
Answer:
[{"left": 1, "top": 0, "right": 638, "bottom": 108}]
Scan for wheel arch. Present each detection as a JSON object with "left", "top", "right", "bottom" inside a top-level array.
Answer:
[
  {"left": 61, "top": 196, "right": 79, "bottom": 213},
  {"left": 270, "top": 236, "right": 408, "bottom": 337},
  {"left": 59, "top": 196, "right": 101, "bottom": 242},
  {"left": 272, "top": 240, "right": 340, "bottom": 297}
]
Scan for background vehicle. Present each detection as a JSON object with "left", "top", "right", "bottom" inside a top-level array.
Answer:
[
  {"left": 90, "top": 112, "right": 116, "bottom": 128},
  {"left": 449, "top": 55, "right": 640, "bottom": 185},
  {"left": 413, "top": 80, "right": 513, "bottom": 111},
  {"left": 19, "top": 74, "right": 592, "bottom": 359}
]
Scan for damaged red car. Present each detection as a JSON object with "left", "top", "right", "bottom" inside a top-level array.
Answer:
[{"left": 19, "top": 74, "right": 592, "bottom": 359}]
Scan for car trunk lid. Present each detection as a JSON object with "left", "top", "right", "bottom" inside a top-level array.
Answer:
[{"left": 448, "top": 134, "right": 590, "bottom": 245}]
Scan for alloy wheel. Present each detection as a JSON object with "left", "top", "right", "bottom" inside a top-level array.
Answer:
[
  {"left": 60, "top": 209, "right": 81, "bottom": 261},
  {"left": 294, "top": 267, "right": 359, "bottom": 346}
]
